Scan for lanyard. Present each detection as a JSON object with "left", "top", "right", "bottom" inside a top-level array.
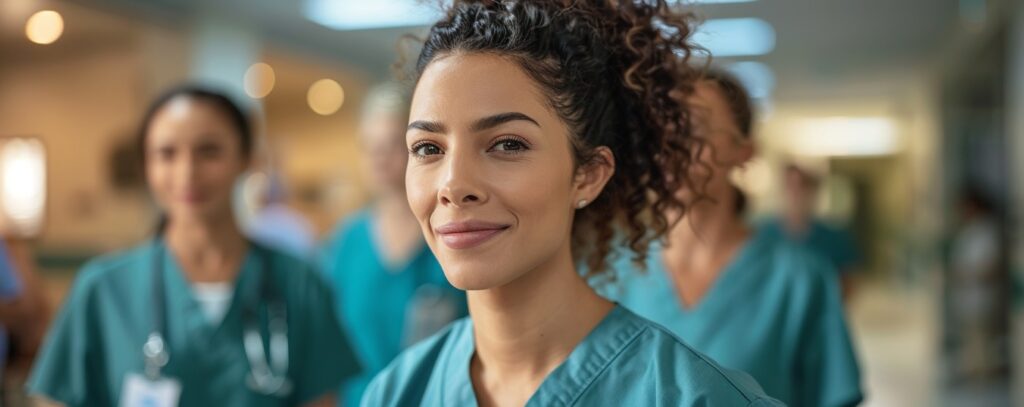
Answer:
[{"left": 143, "top": 239, "right": 292, "bottom": 396}]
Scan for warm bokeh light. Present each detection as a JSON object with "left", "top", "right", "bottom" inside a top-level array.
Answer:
[
  {"left": 244, "top": 62, "right": 276, "bottom": 99},
  {"left": 0, "top": 139, "right": 46, "bottom": 235},
  {"left": 307, "top": 79, "right": 345, "bottom": 115},
  {"left": 25, "top": 10, "right": 64, "bottom": 45},
  {"left": 787, "top": 117, "right": 900, "bottom": 157}
]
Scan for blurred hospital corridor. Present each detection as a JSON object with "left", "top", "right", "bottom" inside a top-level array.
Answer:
[{"left": 1, "top": 0, "right": 1024, "bottom": 405}]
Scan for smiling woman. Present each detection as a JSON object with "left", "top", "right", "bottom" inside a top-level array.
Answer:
[
  {"left": 26, "top": 86, "right": 360, "bottom": 407},
  {"left": 361, "top": 1, "right": 783, "bottom": 406},
  {"left": 405, "top": 54, "right": 616, "bottom": 292}
]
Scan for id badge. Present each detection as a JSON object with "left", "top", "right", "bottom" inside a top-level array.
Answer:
[{"left": 120, "top": 372, "right": 182, "bottom": 407}]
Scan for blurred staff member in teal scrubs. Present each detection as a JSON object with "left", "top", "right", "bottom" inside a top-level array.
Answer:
[
  {"left": 28, "top": 86, "right": 359, "bottom": 407},
  {"left": 246, "top": 171, "right": 317, "bottom": 260},
  {"left": 603, "top": 69, "right": 864, "bottom": 406},
  {"left": 319, "top": 83, "right": 466, "bottom": 406},
  {"left": 362, "top": 1, "right": 781, "bottom": 406},
  {"left": 759, "top": 164, "right": 863, "bottom": 299}
]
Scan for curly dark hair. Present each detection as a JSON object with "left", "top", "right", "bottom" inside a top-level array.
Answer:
[{"left": 414, "top": 0, "right": 703, "bottom": 276}]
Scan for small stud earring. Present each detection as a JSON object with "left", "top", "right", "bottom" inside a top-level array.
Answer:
[{"left": 577, "top": 199, "right": 588, "bottom": 209}]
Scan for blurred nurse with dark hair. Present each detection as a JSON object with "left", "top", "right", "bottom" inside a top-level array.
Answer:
[{"left": 601, "top": 68, "right": 864, "bottom": 406}]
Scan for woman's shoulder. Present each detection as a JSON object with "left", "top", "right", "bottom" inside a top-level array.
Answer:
[
  {"left": 77, "top": 242, "right": 155, "bottom": 284},
  {"left": 255, "top": 243, "right": 336, "bottom": 295},
  {"left": 84, "top": 240, "right": 153, "bottom": 268},
  {"left": 361, "top": 317, "right": 471, "bottom": 405},
  {"left": 50, "top": 242, "right": 155, "bottom": 311},
  {"left": 610, "top": 308, "right": 782, "bottom": 405}
]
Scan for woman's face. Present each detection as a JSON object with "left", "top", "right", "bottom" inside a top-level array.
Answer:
[
  {"left": 681, "top": 81, "right": 753, "bottom": 204},
  {"left": 361, "top": 110, "right": 409, "bottom": 195},
  {"left": 145, "top": 96, "right": 249, "bottom": 225},
  {"left": 405, "top": 53, "right": 611, "bottom": 291}
]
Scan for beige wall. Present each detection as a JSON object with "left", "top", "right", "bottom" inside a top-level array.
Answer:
[
  {"left": 745, "top": 73, "right": 944, "bottom": 275},
  {"left": 0, "top": 16, "right": 377, "bottom": 251},
  {"left": 260, "top": 49, "right": 374, "bottom": 237},
  {"left": 0, "top": 45, "right": 157, "bottom": 251}
]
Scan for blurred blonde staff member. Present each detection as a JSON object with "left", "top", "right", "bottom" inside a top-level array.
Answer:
[
  {"left": 245, "top": 170, "right": 317, "bottom": 260},
  {"left": 318, "top": 83, "right": 466, "bottom": 407},
  {"left": 28, "top": 86, "right": 359, "bottom": 406}
]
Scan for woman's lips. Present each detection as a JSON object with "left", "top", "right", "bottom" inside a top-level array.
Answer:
[
  {"left": 179, "top": 193, "right": 208, "bottom": 205},
  {"left": 435, "top": 220, "right": 511, "bottom": 250}
]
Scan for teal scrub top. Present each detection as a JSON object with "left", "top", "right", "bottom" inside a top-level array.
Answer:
[
  {"left": 758, "top": 218, "right": 861, "bottom": 273},
  {"left": 319, "top": 210, "right": 467, "bottom": 407},
  {"left": 361, "top": 306, "right": 782, "bottom": 406},
  {"left": 601, "top": 232, "right": 863, "bottom": 407},
  {"left": 28, "top": 240, "right": 360, "bottom": 406}
]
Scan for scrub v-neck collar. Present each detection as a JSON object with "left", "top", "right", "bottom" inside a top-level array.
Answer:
[{"left": 441, "top": 306, "right": 647, "bottom": 406}]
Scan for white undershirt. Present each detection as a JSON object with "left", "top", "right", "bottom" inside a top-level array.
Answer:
[{"left": 191, "top": 282, "right": 234, "bottom": 325}]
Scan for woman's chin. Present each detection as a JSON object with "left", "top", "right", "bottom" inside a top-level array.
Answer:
[
  {"left": 443, "top": 265, "right": 517, "bottom": 292},
  {"left": 167, "top": 203, "right": 230, "bottom": 225}
]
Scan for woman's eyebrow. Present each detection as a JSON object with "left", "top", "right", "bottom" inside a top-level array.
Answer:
[
  {"left": 470, "top": 112, "right": 540, "bottom": 132},
  {"left": 407, "top": 112, "right": 540, "bottom": 134},
  {"left": 407, "top": 120, "right": 446, "bottom": 133}
]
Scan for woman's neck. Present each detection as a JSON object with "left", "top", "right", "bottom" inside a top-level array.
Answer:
[
  {"left": 371, "top": 194, "right": 424, "bottom": 268},
  {"left": 782, "top": 208, "right": 811, "bottom": 237},
  {"left": 468, "top": 246, "right": 613, "bottom": 407},
  {"left": 662, "top": 194, "right": 750, "bottom": 308},
  {"left": 671, "top": 196, "right": 748, "bottom": 247},
  {"left": 665, "top": 193, "right": 750, "bottom": 277},
  {"left": 375, "top": 193, "right": 417, "bottom": 223},
  {"left": 163, "top": 215, "right": 248, "bottom": 283}
]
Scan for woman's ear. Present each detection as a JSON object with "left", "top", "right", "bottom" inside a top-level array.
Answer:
[
  {"left": 572, "top": 146, "right": 615, "bottom": 209},
  {"left": 737, "top": 138, "right": 755, "bottom": 167}
]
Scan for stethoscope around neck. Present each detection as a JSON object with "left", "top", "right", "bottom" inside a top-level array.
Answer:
[{"left": 143, "top": 238, "right": 293, "bottom": 397}]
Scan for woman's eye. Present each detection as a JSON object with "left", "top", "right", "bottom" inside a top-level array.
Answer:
[
  {"left": 196, "top": 145, "right": 223, "bottom": 158},
  {"left": 156, "top": 147, "right": 176, "bottom": 160},
  {"left": 411, "top": 142, "right": 443, "bottom": 157},
  {"left": 490, "top": 138, "right": 528, "bottom": 153}
]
